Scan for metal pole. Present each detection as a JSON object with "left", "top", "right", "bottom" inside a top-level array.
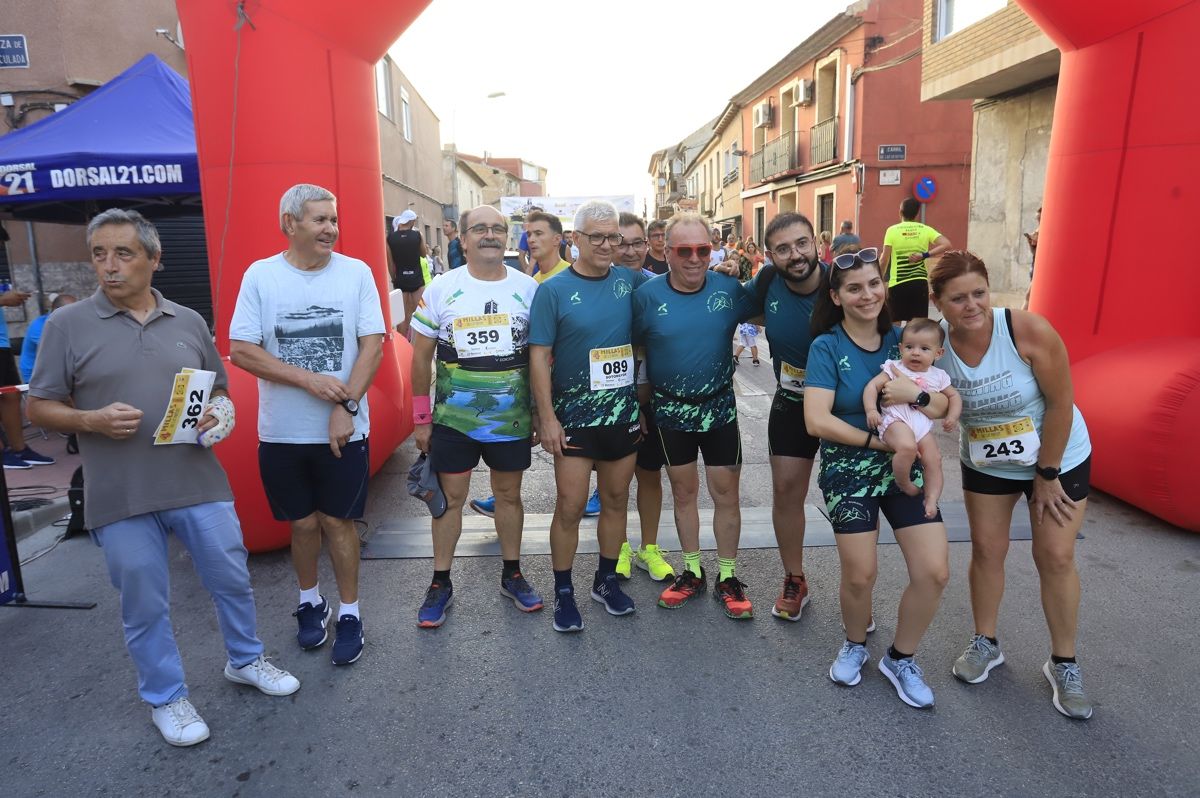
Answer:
[{"left": 25, "top": 222, "right": 46, "bottom": 313}]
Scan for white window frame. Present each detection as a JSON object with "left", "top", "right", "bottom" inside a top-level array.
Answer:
[
  {"left": 400, "top": 86, "right": 413, "bottom": 142},
  {"left": 374, "top": 59, "right": 392, "bottom": 119},
  {"left": 936, "top": 0, "right": 1006, "bottom": 42}
]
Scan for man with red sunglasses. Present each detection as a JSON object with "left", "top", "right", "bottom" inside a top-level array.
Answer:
[{"left": 632, "top": 212, "right": 758, "bottom": 619}]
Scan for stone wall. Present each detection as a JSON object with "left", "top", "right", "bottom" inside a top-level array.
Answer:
[{"left": 966, "top": 82, "right": 1056, "bottom": 300}]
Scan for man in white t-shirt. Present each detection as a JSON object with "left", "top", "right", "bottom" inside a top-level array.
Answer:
[
  {"left": 708, "top": 225, "right": 726, "bottom": 268},
  {"left": 229, "top": 183, "right": 385, "bottom": 667},
  {"left": 408, "top": 205, "right": 543, "bottom": 629}
]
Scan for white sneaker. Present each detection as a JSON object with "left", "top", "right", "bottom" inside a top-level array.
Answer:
[
  {"left": 151, "top": 697, "right": 210, "bottom": 747},
  {"left": 223, "top": 656, "right": 301, "bottom": 696}
]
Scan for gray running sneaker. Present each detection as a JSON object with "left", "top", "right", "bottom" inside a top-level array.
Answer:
[
  {"left": 952, "top": 634, "right": 1006, "bottom": 684},
  {"left": 1043, "top": 660, "right": 1094, "bottom": 719},
  {"left": 879, "top": 655, "right": 935, "bottom": 708},
  {"left": 829, "top": 641, "right": 870, "bottom": 686}
]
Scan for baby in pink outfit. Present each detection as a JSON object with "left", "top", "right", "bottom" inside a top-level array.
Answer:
[{"left": 863, "top": 318, "right": 961, "bottom": 518}]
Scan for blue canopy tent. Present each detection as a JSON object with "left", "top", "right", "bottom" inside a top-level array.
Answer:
[{"left": 0, "top": 54, "right": 200, "bottom": 223}]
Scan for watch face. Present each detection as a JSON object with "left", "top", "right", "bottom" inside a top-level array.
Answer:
[{"left": 344, "top": 399, "right": 359, "bottom": 414}]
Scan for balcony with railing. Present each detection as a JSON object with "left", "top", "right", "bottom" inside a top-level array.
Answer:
[
  {"left": 749, "top": 131, "right": 799, "bottom": 185},
  {"left": 810, "top": 116, "right": 838, "bottom": 165}
]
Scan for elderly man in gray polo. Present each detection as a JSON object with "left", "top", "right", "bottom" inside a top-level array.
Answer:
[{"left": 28, "top": 208, "right": 299, "bottom": 748}]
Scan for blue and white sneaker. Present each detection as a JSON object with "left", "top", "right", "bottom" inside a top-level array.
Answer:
[
  {"left": 417, "top": 581, "right": 453, "bottom": 628},
  {"left": 469, "top": 496, "right": 496, "bottom": 517},
  {"left": 552, "top": 586, "right": 583, "bottom": 633},
  {"left": 331, "top": 615, "right": 364, "bottom": 665},
  {"left": 879, "top": 654, "right": 935, "bottom": 708},
  {"left": 13, "top": 446, "right": 54, "bottom": 466},
  {"left": 293, "top": 596, "right": 332, "bottom": 649},
  {"left": 590, "top": 572, "right": 635, "bottom": 616},
  {"left": 2, "top": 449, "right": 31, "bottom": 470},
  {"left": 500, "top": 572, "right": 544, "bottom": 612},
  {"left": 583, "top": 488, "right": 601, "bottom": 518},
  {"left": 829, "top": 641, "right": 870, "bottom": 686}
]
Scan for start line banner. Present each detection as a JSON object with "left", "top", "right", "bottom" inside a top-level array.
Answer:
[{"left": 500, "top": 195, "right": 635, "bottom": 227}]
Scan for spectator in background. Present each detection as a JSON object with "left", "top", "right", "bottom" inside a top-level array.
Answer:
[
  {"left": 1023, "top": 206, "right": 1041, "bottom": 310},
  {"left": 20, "top": 293, "right": 78, "bottom": 383},
  {"left": 644, "top": 219, "right": 669, "bottom": 275},
  {"left": 818, "top": 230, "right": 833, "bottom": 264},
  {"left": 832, "top": 219, "right": 860, "bottom": 251},
  {"left": 442, "top": 219, "right": 465, "bottom": 270},
  {"left": 516, "top": 206, "right": 544, "bottom": 275},
  {"left": 0, "top": 283, "right": 54, "bottom": 469}
]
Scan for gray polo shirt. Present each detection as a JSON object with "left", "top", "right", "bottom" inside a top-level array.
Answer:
[{"left": 29, "top": 288, "right": 234, "bottom": 529}]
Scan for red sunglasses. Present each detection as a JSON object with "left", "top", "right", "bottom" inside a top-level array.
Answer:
[{"left": 670, "top": 244, "right": 713, "bottom": 259}]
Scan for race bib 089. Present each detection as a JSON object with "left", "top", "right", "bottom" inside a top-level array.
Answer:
[
  {"left": 453, "top": 313, "right": 513, "bottom": 358},
  {"left": 589, "top": 344, "right": 635, "bottom": 391},
  {"left": 967, "top": 417, "right": 1040, "bottom": 467}
]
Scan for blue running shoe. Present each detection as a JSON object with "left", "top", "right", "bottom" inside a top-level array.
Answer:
[
  {"left": 14, "top": 446, "right": 54, "bottom": 466},
  {"left": 469, "top": 496, "right": 496, "bottom": 517},
  {"left": 591, "top": 572, "right": 635, "bottom": 616},
  {"left": 829, "top": 641, "right": 870, "bottom": 686},
  {"left": 417, "top": 581, "right": 454, "bottom": 628},
  {"left": 293, "top": 596, "right": 332, "bottom": 649},
  {"left": 331, "top": 615, "right": 364, "bottom": 665},
  {"left": 500, "top": 572, "right": 544, "bottom": 612},
  {"left": 879, "top": 654, "right": 934, "bottom": 708},
  {"left": 2, "top": 449, "right": 31, "bottom": 470},
  {"left": 583, "top": 488, "right": 601, "bottom": 517},
  {"left": 552, "top": 586, "right": 583, "bottom": 633}
]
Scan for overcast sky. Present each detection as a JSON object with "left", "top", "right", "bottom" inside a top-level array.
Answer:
[{"left": 390, "top": 0, "right": 849, "bottom": 213}]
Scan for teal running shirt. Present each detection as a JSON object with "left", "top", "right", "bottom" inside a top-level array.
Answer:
[
  {"left": 632, "top": 272, "right": 756, "bottom": 431},
  {"left": 528, "top": 266, "right": 642, "bottom": 428}
]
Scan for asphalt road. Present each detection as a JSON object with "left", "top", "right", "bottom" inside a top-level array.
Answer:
[{"left": 3, "top": 340, "right": 1199, "bottom": 797}]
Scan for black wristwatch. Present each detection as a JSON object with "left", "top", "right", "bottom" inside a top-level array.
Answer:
[
  {"left": 1036, "top": 464, "right": 1060, "bottom": 481},
  {"left": 914, "top": 391, "right": 931, "bottom": 408},
  {"left": 339, "top": 398, "right": 360, "bottom": 417}
]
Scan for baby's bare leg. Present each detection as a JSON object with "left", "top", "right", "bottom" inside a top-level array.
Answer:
[
  {"left": 882, "top": 421, "right": 920, "bottom": 496},
  {"left": 917, "top": 435, "right": 943, "bottom": 518}
]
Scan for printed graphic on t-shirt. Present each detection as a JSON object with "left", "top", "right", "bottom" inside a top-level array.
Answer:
[{"left": 274, "top": 304, "right": 344, "bottom": 372}]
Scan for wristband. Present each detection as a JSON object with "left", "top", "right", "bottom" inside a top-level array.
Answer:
[
  {"left": 413, "top": 395, "right": 432, "bottom": 425},
  {"left": 922, "top": 250, "right": 931, "bottom": 260},
  {"left": 865, "top": 430, "right": 873, "bottom": 448}
]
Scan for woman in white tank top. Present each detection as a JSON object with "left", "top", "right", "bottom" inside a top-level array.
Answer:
[{"left": 931, "top": 250, "right": 1094, "bottom": 720}]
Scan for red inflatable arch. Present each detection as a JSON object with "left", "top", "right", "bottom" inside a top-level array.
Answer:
[
  {"left": 175, "top": 0, "right": 429, "bottom": 551},
  {"left": 1019, "top": 0, "right": 1200, "bottom": 532}
]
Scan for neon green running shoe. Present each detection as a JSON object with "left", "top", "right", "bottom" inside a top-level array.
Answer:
[
  {"left": 616, "top": 542, "right": 633, "bottom": 580},
  {"left": 635, "top": 544, "right": 676, "bottom": 581}
]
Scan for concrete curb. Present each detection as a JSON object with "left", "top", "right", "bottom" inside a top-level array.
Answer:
[{"left": 12, "top": 496, "right": 71, "bottom": 542}]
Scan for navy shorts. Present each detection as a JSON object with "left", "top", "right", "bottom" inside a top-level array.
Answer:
[
  {"left": 657, "top": 420, "right": 742, "bottom": 468},
  {"left": 563, "top": 421, "right": 640, "bottom": 462},
  {"left": 768, "top": 392, "right": 820, "bottom": 459},
  {"left": 827, "top": 492, "right": 942, "bottom": 534},
  {"left": 429, "top": 423, "right": 531, "bottom": 474},
  {"left": 635, "top": 406, "right": 665, "bottom": 471},
  {"left": 259, "top": 439, "right": 369, "bottom": 521},
  {"left": 961, "top": 456, "right": 1090, "bottom": 502},
  {"left": 888, "top": 279, "right": 929, "bottom": 323}
]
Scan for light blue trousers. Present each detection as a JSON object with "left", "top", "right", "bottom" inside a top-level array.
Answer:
[{"left": 92, "top": 501, "right": 264, "bottom": 706}]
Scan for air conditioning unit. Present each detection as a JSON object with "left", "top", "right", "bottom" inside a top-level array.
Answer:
[
  {"left": 796, "top": 78, "right": 814, "bottom": 106},
  {"left": 753, "top": 100, "right": 773, "bottom": 129}
]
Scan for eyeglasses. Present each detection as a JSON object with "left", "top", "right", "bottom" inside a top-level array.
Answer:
[
  {"left": 467, "top": 224, "right": 508, "bottom": 237},
  {"left": 577, "top": 231, "right": 623, "bottom": 247},
  {"left": 769, "top": 238, "right": 813, "bottom": 260},
  {"left": 831, "top": 247, "right": 879, "bottom": 270},
  {"left": 616, "top": 238, "right": 648, "bottom": 250},
  {"left": 670, "top": 244, "right": 713, "bottom": 260}
]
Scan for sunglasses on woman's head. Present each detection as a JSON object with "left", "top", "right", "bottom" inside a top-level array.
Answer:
[
  {"left": 831, "top": 247, "right": 879, "bottom": 270},
  {"left": 671, "top": 244, "right": 713, "bottom": 259}
]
